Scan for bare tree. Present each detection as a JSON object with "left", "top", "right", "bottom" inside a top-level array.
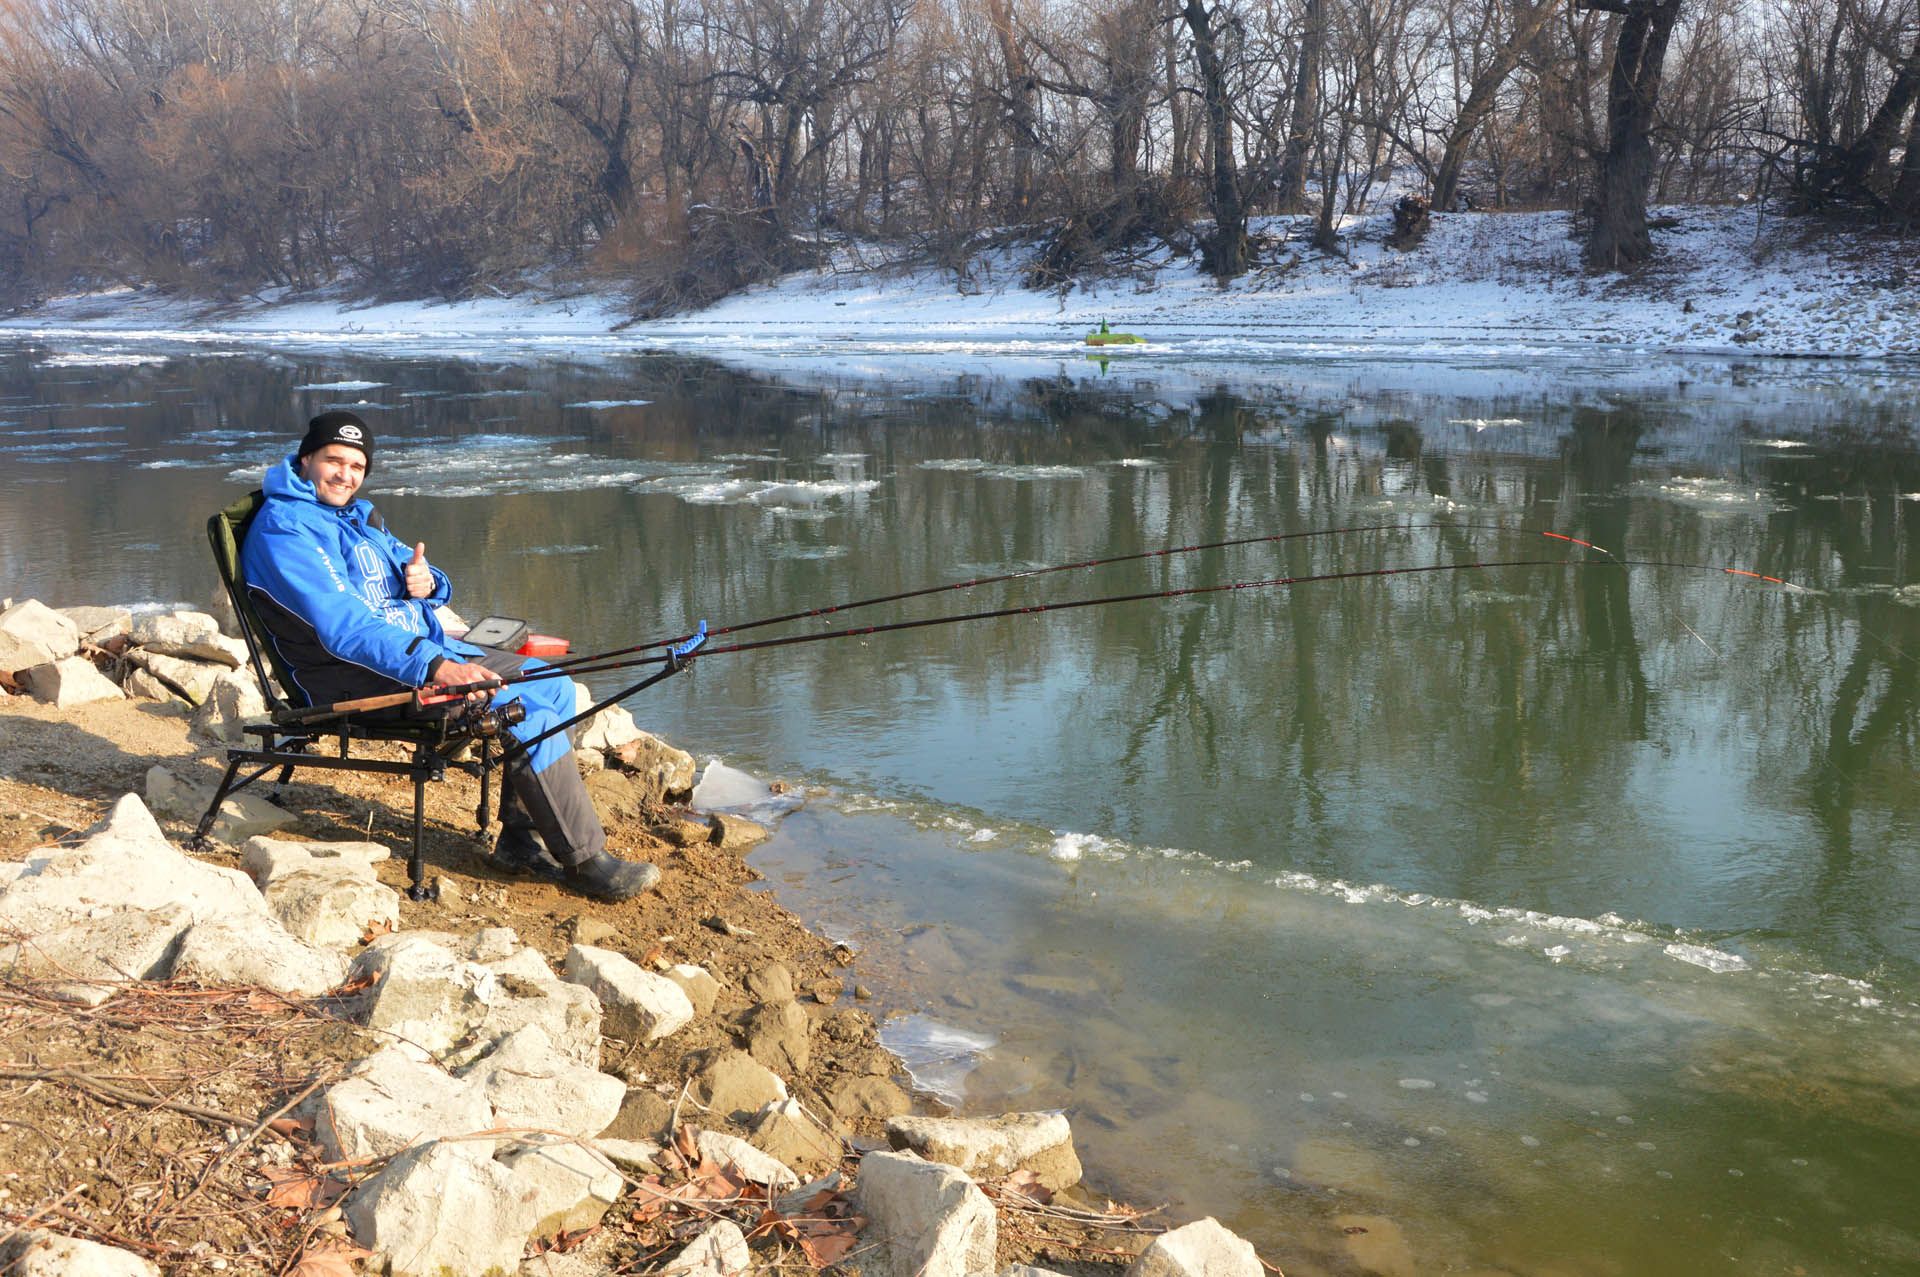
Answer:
[{"left": 1579, "top": 0, "right": 1683, "bottom": 267}]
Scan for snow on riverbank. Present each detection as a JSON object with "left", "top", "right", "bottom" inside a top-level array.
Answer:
[{"left": 5, "top": 205, "right": 1916, "bottom": 361}]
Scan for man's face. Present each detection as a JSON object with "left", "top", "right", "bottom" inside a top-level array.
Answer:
[{"left": 299, "top": 443, "right": 367, "bottom": 507}]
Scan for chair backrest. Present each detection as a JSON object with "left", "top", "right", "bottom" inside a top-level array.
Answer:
[{"left": 207, "top": 490, "right": 301, "bottom": 713}]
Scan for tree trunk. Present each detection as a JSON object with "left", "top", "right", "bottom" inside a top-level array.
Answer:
[
  {"left": 1276, "top": 0, "right": 1324, "bottom": 212},
  {"left": 1182, "top": 0, "right": 1247, "bottom": 277},
  {"left": 986, "top": 0, "right": 1040, "bottom": 215},
  {"left": 1895, "top": 87, "right": 1920, "bottom": 217},
  {"left": 1584, "top": 0, "right": 1683, "bottom": 270},
  {"left": 1433, "top": 0, "right": 1566, "bottom": 211}
]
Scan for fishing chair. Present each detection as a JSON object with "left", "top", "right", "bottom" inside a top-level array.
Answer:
[{"left": 190, "top": 490, "right": 499, "bottom": 901}]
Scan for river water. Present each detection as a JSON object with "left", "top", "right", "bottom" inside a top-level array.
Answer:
[{"left": 3, "top": 334, "right": 1919, "bottom": 1275}]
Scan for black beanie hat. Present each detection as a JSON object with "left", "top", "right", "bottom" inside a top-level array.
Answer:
[{"left": 298, "top": 410, "right": 373, "bottom": 471}]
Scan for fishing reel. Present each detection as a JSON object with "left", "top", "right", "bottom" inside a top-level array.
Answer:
[{"left": 446, "top": 697, "right": 526, "bottom": 739}]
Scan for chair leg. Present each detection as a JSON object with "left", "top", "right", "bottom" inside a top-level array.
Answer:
[
  {"left": 405, "top": 746, "right": 438, "bottom": 902},
  {"left": 476, "top": 738, "right": 494, "bottom": 832},
  {"left": 189, "top": 755, "right": 248, "bottom": 850}
]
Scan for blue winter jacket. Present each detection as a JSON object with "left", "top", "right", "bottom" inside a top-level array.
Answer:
[{"left": 241, "top": 454, "right": 477, "bottom": 706}]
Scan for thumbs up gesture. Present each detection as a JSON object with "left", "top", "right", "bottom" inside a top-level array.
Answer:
[{"left": 404, "top": 542, "right": 434, "bottom": 599}]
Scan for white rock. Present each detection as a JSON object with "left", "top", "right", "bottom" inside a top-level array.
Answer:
[
  {"left": 127, "top": 650, "right": 222, "bottom": 704},
  {"left": 576, "top": 702, "right": 644, "bottom": 753},
  {"left": 189, "top": 668, "right": 269, "bottom": 742},
  {"left": 21, "top": 656, "right": 125, "bottom": 707},
  {"left": 0, "top": 795, "right": 268, "bottom": 936},
  {"left": 1125, "top": 1217, "right": 1263, "bottom": 1277},
  {"left": 144, "top": 765, "right": 294, "bottom": 843},
  {"left": 665, "top": 962, "right": 721, "bottom": 1016},
  {"left": 131, "top": 610, "right": 246, "bottom": 666},
  {"left": 497, "top": 1135, "right": 624, "bottom": 1237},
  {"left": 854, "top": 1150, "right": 997, "bottom": 1277},
  {"left": 0, "top": 905, "right": 192, "bottom": 1007},
  {"left": 1002, "top": 1268, "right": 1076, "bottom": 1277},
  {"left": 264, "top": 869, "right": 400, "bottom": 949},
  {"left": 344, "top": 1139, "right": 540, "bottom": 1277},
  {"left": 661, "top": 1220, "right": 751, "bottom": 1277},
  {"left": 349, "top": 935, "right": 498, "bottom": 1057},
  {"left": 315, "top": 1047, "right": 496, "bottom": 1162},
  {"left": 456, "top": 948, "right": 603, "bottom": 1069},
  {"left": 122, "top": 667, "right": 182, "bottom": 702},
  {"left": 168, "top": 912, "right": 350, "bottom": 997},
  {"left": 561, "top": 943, "right": 694, "bottom": 1042},
  {"left": 0, "top": 599, "right": 80, "bottom": 662},
  {"left": 59, "top": 605, "right": 132, "bottom": 644},
  {"left": 594, "top": 1137, "right": 664, "bottom": 1172},
  {"left": 241, "top": 835, "right": 389, "bottom": 887},
  {"left": 886, "top": 1111, "right": 1083, "bottom": 1191},
  {"left": 460, "top": 1025, "right": 625, "bottom": 1138},
  {"left": 695, "top": 1129, "right": 799, "bottom": 1189},
  {"left": 0, "top": 1228, "right": 159, "bottom": 1276},
  {"left": 0, "top": 628, "right": 56, "bottom": 674}
]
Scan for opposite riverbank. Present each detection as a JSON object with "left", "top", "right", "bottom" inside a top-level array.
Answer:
[{"left": 5, "top": 205, "right": 1917, "bottom": 361}]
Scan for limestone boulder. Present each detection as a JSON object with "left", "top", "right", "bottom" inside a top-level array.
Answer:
[
  {"left": 695, "top": 1049, "right": 789, "bottom": 1122},
  {"left": 344, "top": 1139, "right": 540, "bottom": 1277},
  {"left": 886, "top": 1111, "right": 1082, "bottom": 1192},
  {"left": 561, "top": 943, "right": 694, "bottom": 1043},
  {"left": 744, "top": 962, "right": 794, "bottom": 1003},
  {"left": 0, "top": 629, "right": 56, "bottom": 675},
  {"left": 145, "top": 765, "right": 294, "bottom": 843},
  {"left": 0, "top": 795, "right": 267, "bottom": 936},
  {"left": 695, "top": 1129, "right": 799, "bottom": 1189},
  {"left": 854, "top": 1150, "right": 997, "bottom": 1277},
  {"left": 22, "top": 656, "right": 124, "bottom": 707},
  {"left": 131, "top": 610, "right": 246, "bottom": 666},
  {"left": 122, "top": 667, "right": 182, "bottom": 703},
  {"left": 241, "top": 835, "right": 390, "bottom": 887},
  {"left": 189, "top": 668, "right": 269, "bottom": 743},
  {"left": 263, "top": 869, "right": 400, "bottom": 950},
  {"left": 665, "top": 962, "right": 721, "bottom": 1016},
  {"left": 456, "top": 947, "right": 603, "bottom": 1068},
  {"left": 751, "top": 1098, "right": 842, "bottom": 1177},
  {"left": 498, "top": 1136, "right": 624, "bottom": 1237},
  {"left": 1125, "top": 1218, "right": 1262, "bottom": 1277},
  {"left": 609, "top": 731, "right": 696, "bottom": 803},
  {"left": 0, "top": 599, "right": 80, "bottom": 662},
  {"left": 168, "top": 913, "right": 349, "bottom": 997},
  {"left": 315, "top": 1047, "right": 495, "bottom": 1162},
  {"left": 127, "top": 650, "right": 222, "bottom": 704},
  {"left": 662, "top": 1220, "right": 751, "bottom": 1277},
  {"left": 710, "top": 812, "right": 769, "bottom": 851},
  {"left": 594, "top": 1137, "right": 663, "bottom": 1174},
  {"left": 460, "top": 1025, "right": 625, "bottom": 1139},
  {"left": 0, "top": 1228, "right": 159, "bottom": 1277},
  {"left": 349, "top": 935, "right": 498, "bottom": 1058},
  {"left": 0, "top": 905, "right": 192, "bottom": 1007},
  {"left": 745, "top": 999, "right": 811, "bottom": 1075},
  {"left": 59, "top": 605, "right": 132, "bottom": 645},
  {"left": 576, "top": 701, "right": 643, "bottom": 754},
  {"left": 830, "top": 1076, "right": 913, "bottom": 1124}
]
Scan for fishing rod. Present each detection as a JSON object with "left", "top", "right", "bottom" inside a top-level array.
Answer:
[
  {"left": 536, "top": 518, "right": 1531, "bottom": 676},
  {"left": 276, "top": 550, "right": 1799, "bottom": 732}
]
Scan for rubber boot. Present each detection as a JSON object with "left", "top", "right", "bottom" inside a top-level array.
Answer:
[{"left": 564, "top": 852, "right": 662, "bottom": 902}]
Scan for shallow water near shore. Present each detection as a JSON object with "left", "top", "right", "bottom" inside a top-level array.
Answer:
[{"left": 4, "top": 335, "right": 1920, "bottom": 1274}]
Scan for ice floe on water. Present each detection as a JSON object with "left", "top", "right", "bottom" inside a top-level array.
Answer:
[
  {"left": 1639, "top": 476, "right": 1784, "bottom": 514},
  {"left": 1448, "top": 417, "right": 1527, "bottom": 430},
  {"left": 519, "top": 544, "right": 597, "bottom": 556},
  {"left": 1664, "top": 943, "right": 1751, "bottom": 973},
  {"left": 917, "top": 460, "right": 1091, "bottom": 481},
  {"left": 1048, "top": 832, "right": 1124, "bottom": 862},
  {"left": 294, "top": 379, "right": 386, "bottom": 391},
  {"left": 565, "top": 399, "right": 651, "bottom": 409},
  {"left": 37, "top": 351, "right": 173, "bottom": 368},
  {"left": 690, "top": 758, "right": 804, "bottom": 824},
  {"left": 877, "top": 1013, "right": 997, "bottom": 1106},
  {"left": 662, "top": 475, "right": 880, "bottom": 507}
]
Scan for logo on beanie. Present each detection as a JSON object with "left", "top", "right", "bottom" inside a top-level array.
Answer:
[{"left": 338, "top": 423, "right": 364, "bottom": 442}]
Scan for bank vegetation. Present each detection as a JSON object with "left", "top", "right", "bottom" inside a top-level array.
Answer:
[{"left": 0, "top": 0, "right": 1914, "bottom": 313}]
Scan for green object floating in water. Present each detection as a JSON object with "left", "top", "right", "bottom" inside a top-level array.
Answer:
[{"left": 1085, "top": 331, "right": 1146, "bottom": 346}]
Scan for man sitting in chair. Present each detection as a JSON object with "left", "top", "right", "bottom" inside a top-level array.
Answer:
[{"left": 240, "top": 410, "right": 660, "bottom": 902}]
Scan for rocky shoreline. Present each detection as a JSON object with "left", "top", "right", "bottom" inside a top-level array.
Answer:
[{"left": 0, "top": 597, "right": 1272, "bottom": 1277}]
